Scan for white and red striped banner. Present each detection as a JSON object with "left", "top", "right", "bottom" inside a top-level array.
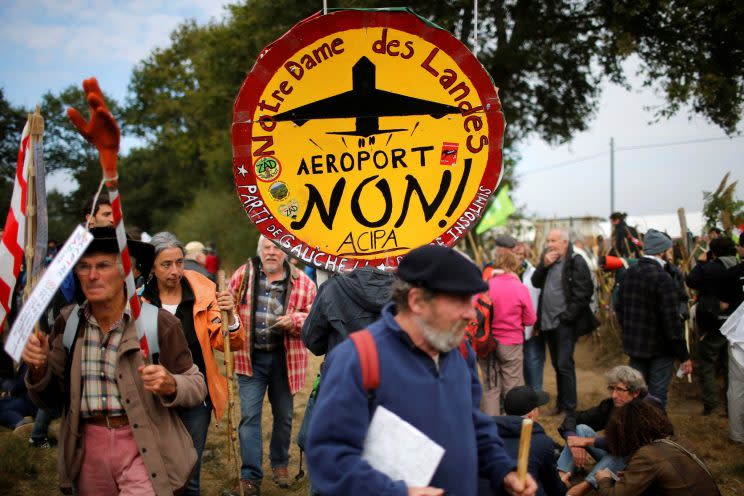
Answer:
[
  {"left": 0, "top": 121, "right": 31, "bottom": 332},
  {"left": 107, "top": 187, "right": 148, "bottom": 357}
]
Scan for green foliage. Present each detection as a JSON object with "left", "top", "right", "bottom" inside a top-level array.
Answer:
[
  {"left": 4, "top": 0, "right": 744, "bottom": 254},
  {"left": 0, "top": 89, "right": 26, "bottom": 220},
  {"left": 595, "top": 0, "right": 744, "bottom": 134},
  {"left": 703, "top": 172, "right": 744, "bottom": 232},
  {"left": 168, "top": 187, "right": 259, "bottom": 269}
]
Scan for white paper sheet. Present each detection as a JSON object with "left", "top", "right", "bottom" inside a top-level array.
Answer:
[
  {"left": 362, "top": 405, "right": 445, "bottom": 487},
  {"left": 4, "top": 225, "right": 93, "bottom": 361}
]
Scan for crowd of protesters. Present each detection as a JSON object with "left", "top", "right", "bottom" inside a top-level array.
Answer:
[{"left": 2, "top": 201, "right": 741, "bottom": 496}]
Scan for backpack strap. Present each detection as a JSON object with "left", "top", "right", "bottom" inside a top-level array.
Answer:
[
  {"left": 63, "top": 304, "right": 82, "bottom": 352},
  {"left": 63, "top": 302, "right": 160, "bottom": 357},
  {"left": 139, "top": 302, "right": 160, "bottom": 357},
  {"left": 349, "top": 329, "right": 469, "bottom": 393},
  {"left": 349, "top": 329, "right": 379, "bottom": 392},
  {"left": 458, "top": 340, "right": 469, "bottom": 360}
]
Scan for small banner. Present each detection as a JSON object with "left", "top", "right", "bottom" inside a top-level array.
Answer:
[
  {"left": 232, "top": 8, "right": 504, "bottom": 272},
  {"left": 475, "top": 185, "right": 515, "bottom": 234},
  {"left": 4, "top": 226, "right": 93, "bottom": 361}
]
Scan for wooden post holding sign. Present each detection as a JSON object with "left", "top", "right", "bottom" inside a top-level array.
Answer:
[{"left": 231, "top": 9, "right": 504, "bottom": 271}]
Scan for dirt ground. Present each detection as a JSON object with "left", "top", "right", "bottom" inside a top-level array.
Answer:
[{"left": 2, "top": 339, "right": 743, "bottom": 495}]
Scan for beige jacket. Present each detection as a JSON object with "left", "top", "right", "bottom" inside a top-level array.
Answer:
[{"left": 27, "top": 305, "right": 207, "bottom": 495}]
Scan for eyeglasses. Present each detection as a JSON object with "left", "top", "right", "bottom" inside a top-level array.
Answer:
[
  {"left": 607, "top": 385, "right": 630, "bottom": 393},
  {"left": 76, "top": 261, "right": 117, "bottom": 276}
]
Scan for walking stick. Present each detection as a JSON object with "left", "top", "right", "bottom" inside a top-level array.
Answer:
[
  {"left": 516, "top": 418, "right": 533, "bottom": 484},
  {"left": 67, "top": 78, "right": 150, "bottom": 363},
  {"left": 218, "top": 270, "right": 243, "bottom": 496}
]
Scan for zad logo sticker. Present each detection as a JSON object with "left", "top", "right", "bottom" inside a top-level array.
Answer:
[
  {"left": 232, "top": 9, "right": 504, "bottom": 272},
  {"left": 254, "top": 157, "right": 281, "bottom": 182}
]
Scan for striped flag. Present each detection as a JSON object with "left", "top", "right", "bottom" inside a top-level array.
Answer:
[{"left": 0, "top": 120, "right": 32, "bottom": 331}]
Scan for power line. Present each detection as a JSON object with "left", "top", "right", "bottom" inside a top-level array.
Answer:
[
  {"left": 616, "top": 135, "right": 743, "bottom": 151},
  {"left": 520, "top": 134, "right": 743, "bottom": 176},
  {"left": 520, "top": 150, "right": 607, "bottom": 176}
]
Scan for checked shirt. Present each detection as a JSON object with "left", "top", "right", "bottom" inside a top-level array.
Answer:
[{"left": 228, "top": 258, "right": 316, "bottom": 394}]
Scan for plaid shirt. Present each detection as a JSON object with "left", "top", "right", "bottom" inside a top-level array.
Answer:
[
  {"left": 616, "top": 257, "right": 689, "bottom": 361},
  {"left": 80, "top": 304, "right": 130, "bottom": 418},
  {"left": 228, "top": 258, "right": 317, "bottom": 394}
]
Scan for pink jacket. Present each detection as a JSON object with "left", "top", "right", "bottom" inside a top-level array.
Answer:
[{"left": 487, "top": 273, "right": 537, "bottom": 345}]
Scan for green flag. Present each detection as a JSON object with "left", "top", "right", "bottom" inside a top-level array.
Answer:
[{"left": 476, "top": 185, "right": 516, "bottom": 234}]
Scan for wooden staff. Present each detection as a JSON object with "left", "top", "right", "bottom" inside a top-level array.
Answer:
[
  {"left": 516, "top": 418, "right": 533, "bottom": 484},
  {"left": 23, "top": 107, "right": 44, "bottom": 303},
  {"left": 468, "top": 231, "right": 485, "bottom": 268},
  {"left": 218, "top": 270, "right": 243, "bottom": 496}
]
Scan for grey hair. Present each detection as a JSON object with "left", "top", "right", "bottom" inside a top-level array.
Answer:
[
  {"left": 150, "top": 231, "right": 185, "bottom": 258},
  {"left": 549, "top": 228, "right": 569, "bottom": 242},
  {"left": 257, "top": 234, "right": 267, "bottom": 256},
  {"left": 605, "top": 365, "right": 648, "bottom": 394},
  {"left": 391, "top": 277, "right": 434, "bottom": 311}
]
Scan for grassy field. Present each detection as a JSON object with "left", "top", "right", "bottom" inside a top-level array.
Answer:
[{"left": 2, "top": 341, "right": 743, "bottom": 495}]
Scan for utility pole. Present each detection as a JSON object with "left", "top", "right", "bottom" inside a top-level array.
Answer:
[{"left": 610, "top": 137, "right": 615, "bottom": 215}]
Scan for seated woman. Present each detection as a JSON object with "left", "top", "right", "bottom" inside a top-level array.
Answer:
[
  {"left": 142, "top": 232, "right": 245, "bottom": 496},
  {"left": 595, "top": 400, "right": 720, "bottom": 495}
]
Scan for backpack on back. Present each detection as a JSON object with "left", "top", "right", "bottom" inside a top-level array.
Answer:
[{"left": 464, "top": 292, "right": 495, "bottom": 359}]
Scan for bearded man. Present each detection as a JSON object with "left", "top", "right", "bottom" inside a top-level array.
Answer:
[{"left": 306, "top": 245, "right": 537, "bottom": 496}]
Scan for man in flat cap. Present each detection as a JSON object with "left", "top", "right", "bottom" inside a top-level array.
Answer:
[
  {"left": 616, "top": 229, "right": 692, "bottom": 408},
  {"left": 22, "top": 227, "right": 207, "bottom": 495},
  {"left": 306, "top": 244, "right": 537, "bottom": 496}
]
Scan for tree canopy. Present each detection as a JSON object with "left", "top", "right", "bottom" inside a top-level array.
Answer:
[{"left": 1, "top": 0, "right": 742, "bottom": 263}]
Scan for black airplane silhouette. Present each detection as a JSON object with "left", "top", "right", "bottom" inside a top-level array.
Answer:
[{"left": 272, "top": 56, "right": 460, "bottom": 138}]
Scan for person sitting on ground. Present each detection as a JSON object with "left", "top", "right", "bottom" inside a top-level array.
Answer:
[
  {"left": 479, "top": 386, "right": 566, "bottom": 496},
  {"left": 595, "top": 400, "right": 720, "bottom": 495},
  {"left": 0, "top": 363, "right": 36, "bottom": 434},
  {"left": 557, "top": 365, "right": 660, "bottom": 496}
]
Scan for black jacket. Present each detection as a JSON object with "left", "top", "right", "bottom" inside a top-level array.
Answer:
[
  {"left": 727, "top": 261, "right": 744, "bottom": 311},
  {"left": 687, "top": 257, "right": 739, "bottom": 333},
  {"left": 532, "top": 245, "right": 598, "bottom": 335},
  {"left": 616, "top": 257, "right": 688, "bottom": 361},
  {"left": 301, "top": 267, "right": 394, "bottom": 356},
  {"left": 479, "top": 417, "right": 566, "bottom": 496}
]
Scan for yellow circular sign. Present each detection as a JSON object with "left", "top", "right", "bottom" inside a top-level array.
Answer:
[{"left": 233, "top": 9, "right": 504, "bottom": 271}]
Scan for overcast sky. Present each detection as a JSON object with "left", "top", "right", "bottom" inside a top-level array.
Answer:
[{"left": 1, "top": 1, "right": 742, "bottom": 223}]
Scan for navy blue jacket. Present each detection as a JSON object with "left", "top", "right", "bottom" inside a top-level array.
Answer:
[
  {"left": 307, "top": 303, "right": 516, "bottom": 496},
  {"left": 479, "top": 416, "right": 566, "bottom": 496}
]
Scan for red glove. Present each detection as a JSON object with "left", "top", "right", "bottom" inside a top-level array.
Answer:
[{"left": 67, "top": 78, "right": 120, "bottom": 184}]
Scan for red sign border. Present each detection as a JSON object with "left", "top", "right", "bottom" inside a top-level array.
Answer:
[{"left": 232, "top": 9, "right": 504, "bottom": 272}]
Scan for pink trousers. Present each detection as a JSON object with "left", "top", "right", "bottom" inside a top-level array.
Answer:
[{"left": 77, "top": 423, "right": 155, "bottom": 496}]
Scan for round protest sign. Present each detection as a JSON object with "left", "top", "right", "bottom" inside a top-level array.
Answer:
[{"left": 232, "top": 9, "right": 504, "bottom": 272}]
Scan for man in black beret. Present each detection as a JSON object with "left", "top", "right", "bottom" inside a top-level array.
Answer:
[{"left": 307, "top": 244, "right": 537, "bottom": 496}]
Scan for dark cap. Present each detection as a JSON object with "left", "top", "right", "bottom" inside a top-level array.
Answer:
[
  {"left": 643, "top": 229, "right": 672, "bottom": 255},
  {"left": 494, "top": 235, "right": 518, "bottom": 249},
  {"left": 397, "top": 245, "right": 488, "bottom": 295},
  {"left": 504, "top": 386, "right": 550, "bottom": 416},
  {"left": 85, "top": 227, "right": 155, "bottom": 278}
]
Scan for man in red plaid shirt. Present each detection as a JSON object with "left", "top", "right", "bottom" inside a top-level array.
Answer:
[{"left": 228, "top": 235, "right": 316, "bottom": 495}]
